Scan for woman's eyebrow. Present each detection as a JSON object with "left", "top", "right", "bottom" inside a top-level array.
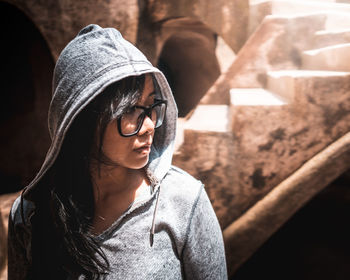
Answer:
[
  {"left": 147, "top": 91, "right": 156, "bottom": 98},
  {"left": 136, "top": 91, "right": 156, "bottom": 106}
]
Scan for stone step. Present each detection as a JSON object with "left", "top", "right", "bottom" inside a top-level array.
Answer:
[
  {"left": 250, "top": 1, "right": 350, "bottom": 34},
  {"left": 230, "top": 88, "right": 287, "bottom": 106},
  {"left": 200, "top": 13, "right": 330, "bottom": 105},
  {"left": 267, "top": 70, "right": 350, "bottom": 102},
  {"left": 301, "top": 43, "right": 350, "bottom": 71},
  {"left": 184, "top": 105, "right": 231, "bottom": 133},
  {"left": 175, "top": 106, "right": 230, "bottom": 152},
  {"left": 251, "top": 0, "right": 337, "bottom": 3},
  {"left": 252, "top": 0, "right": 350, "bottom": 14},
  {"left": 174, "top": 104, "right": 231, "bottom": 153},
  {"left": 321, "top": 11, "right": 350, "bottom": 30},
  {"left": 312, "top": 29, "right": 350, "bottom": 48}
]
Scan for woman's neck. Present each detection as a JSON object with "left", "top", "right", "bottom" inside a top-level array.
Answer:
[
  {"left": 89, "top": 165, "right": 149, "bottom": 234},
  {"left": 91, "top": 165, "right": 147, "bottom": 202}
]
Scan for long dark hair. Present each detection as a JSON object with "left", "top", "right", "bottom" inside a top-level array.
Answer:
[{"left": 28, "top": 74, "right": 154, "bottom": 279}]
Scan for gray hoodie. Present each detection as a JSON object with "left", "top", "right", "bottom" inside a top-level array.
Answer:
[{"left": 8, "top": 24, "right": 227, "bottom": 279}]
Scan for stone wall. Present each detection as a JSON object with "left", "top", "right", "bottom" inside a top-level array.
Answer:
[
  {"left": 0, "top": 2, "right": 54, "bottom": 193},
  {"left": 3, "top": 0, "right": 139, "bottom": 60}
]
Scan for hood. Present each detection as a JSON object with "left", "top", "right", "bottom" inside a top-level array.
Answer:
[{"left": 25, "top": 24, "right": 177, "bottom": 194}]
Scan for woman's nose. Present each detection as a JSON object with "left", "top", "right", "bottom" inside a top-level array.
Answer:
[{"left": 138, "top": 115, "right": 155, "bottom": 135}]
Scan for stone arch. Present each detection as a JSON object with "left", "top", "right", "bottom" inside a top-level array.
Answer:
[
  {"left": 145, "top": 0, "right": 249, "bottom": 54},
  {"left": 0, "top": 2, "right": 54, "bottom": 194},
  {"left": 156, "top": 18, "right": 221, "bottom": 117}
]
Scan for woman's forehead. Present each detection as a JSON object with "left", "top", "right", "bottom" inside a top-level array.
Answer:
[{"left": 140, "top": 75, "right": 155, "bottom": 101}]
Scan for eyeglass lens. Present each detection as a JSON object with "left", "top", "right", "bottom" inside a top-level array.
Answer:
[{"left": 120, "top": 102, "right": 166, "bottom": 136}]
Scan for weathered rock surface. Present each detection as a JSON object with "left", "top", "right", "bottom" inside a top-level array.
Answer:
[
  {"left": 224, "top": 131, "right": 350, "bottom": 277},
  {"left": 5, "top": 0, "right": 139, "bottom": 60},
  {"left": 175, "top": 70, "right": 350, "bottom": 228},
  {"left": 229, "top": 71, "right": 350, "bottom": 222}
]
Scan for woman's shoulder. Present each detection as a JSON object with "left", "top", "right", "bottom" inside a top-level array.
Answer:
[
  {"left": 160, "top": 165, "right": 204, "bottom": 203},
  {"left": 10, "top": 195, "right": 35, "bottom": 227}
]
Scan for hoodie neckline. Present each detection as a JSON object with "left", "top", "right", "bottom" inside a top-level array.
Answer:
[{"left": 93, "top": 182, "right": 161, "bottom": 243}]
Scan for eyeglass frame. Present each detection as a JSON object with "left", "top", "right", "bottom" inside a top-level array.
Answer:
[{"left": 117, "top": 99, "right": 167, "bottom": 137}]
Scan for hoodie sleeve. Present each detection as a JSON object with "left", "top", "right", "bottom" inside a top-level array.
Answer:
[
  {"left": 8, "top": 197, "right": 33, "bottom": 280},
  {"left": 181, "top": 185, "right": 228, "bottom": 280}
]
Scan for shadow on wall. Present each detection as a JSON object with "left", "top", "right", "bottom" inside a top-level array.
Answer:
[
  {"left": 0, "top": 2, "right": 54, "bottom": 195},
  {"left": 157, "top": 18, "right": 221, "bottom": 117}
]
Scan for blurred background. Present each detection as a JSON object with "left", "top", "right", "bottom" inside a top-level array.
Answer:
[{"left": 0, "top": 0, "right": 350, "bottom": 279}]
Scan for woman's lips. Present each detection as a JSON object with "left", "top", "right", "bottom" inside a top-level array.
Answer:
[{"left": 134, "top": 145, "right": 151, "bottom": 154}]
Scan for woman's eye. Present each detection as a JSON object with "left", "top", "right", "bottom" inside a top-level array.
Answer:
[{"left": 125, "top": 106, "right": 136, "bottom": 114}]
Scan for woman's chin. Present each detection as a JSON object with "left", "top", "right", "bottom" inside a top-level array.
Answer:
[{"left": 129, "top": 154, "right": 150, "bottom": 170}]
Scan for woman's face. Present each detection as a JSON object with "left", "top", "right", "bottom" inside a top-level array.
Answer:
[{"left": 101, "top": 75, "right": 156, "bottom": 170}]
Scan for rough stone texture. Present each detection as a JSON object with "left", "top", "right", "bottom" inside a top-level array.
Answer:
[
  {"left": 224, "top": 131, "right": 350, "bottom": 277},
  {"left": 4, "top": 0, "right": 139, "bottom": 60},
  {"left": 175, "top": 71, "right": 350, "bottom": 228},
  {"left": 200, "top": 14, "right": 326, "bottom": 105},
  {"left": 228, "top": 71, "right": 350, "bottom": 224},
  {"left": 302, "top": 43, "right": 350, "bottom": 71},
  {"left": 145, "top": 0, "right": 249, "bottom": 54}
]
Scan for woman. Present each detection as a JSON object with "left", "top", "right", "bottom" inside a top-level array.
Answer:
[{"left": 8, "top": 24, "right": 227, "bottom": 279}]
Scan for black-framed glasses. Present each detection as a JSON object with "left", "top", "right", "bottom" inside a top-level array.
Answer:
[{"left": 117, "top": 99, "right": 167, "bottom": 137}]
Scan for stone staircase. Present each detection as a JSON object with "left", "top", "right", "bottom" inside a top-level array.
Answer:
[
  {"left": 249, "top": 0, "right": 350, "bottom": 35},
  {"left": 172, "top": 0, "right": 350, "bottom": 273}
]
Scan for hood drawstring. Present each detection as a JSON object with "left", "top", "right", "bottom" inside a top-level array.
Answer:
[{"left": 150, "top": 184, "right": 160, "bottom": 247}]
